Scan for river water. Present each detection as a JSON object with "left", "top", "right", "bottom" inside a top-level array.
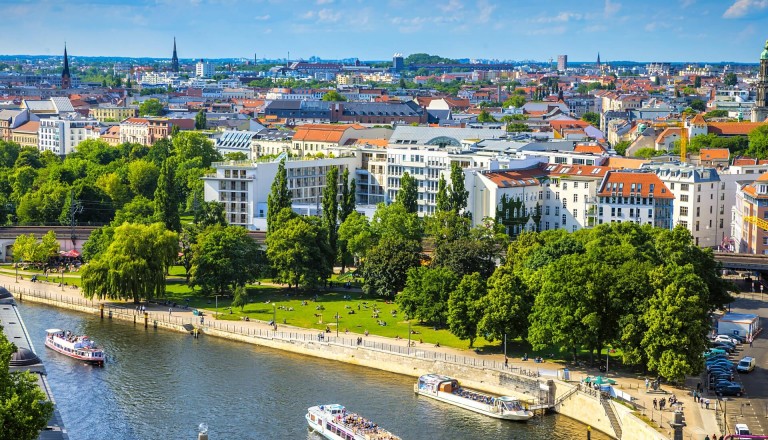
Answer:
[{"left": 17, "top": 301, "right": 608, "bottom": 440}]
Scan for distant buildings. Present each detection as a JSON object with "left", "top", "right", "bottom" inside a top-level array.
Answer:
[
  {"left": 557, "top": 55, "right": 567, "bottom": 72},
  {"left": 38, "top": 114, "right": 100, "bottom": 156},
  {"left": 61, "top": 44, "right": 71, "bottom": 89},
  {"left": 196, "top": 59, "right": 214, "bottom": 78},
  {"left": 751, "top": 40, "right": 768, "bottom": 122},
  {"left": 171, "top": 37, "right": 179, "bottom": 73}
]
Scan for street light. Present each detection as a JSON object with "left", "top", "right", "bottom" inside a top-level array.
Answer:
[
  {"left": 407, "top": 316, "right": 411, "bottom": 355},
  {"left": 15, "top": 261, "right": 18, "bottom": 283},
  {"left": 336, "top": 312, "right": 339, "bottom": 337},
  {"left": 605, "top": 346, "right": 610, "bottom": 374},
  {"left": 60, "top": 267, "right": 64, "bottom": 291},
  {"left": 272, "top": 303, "right": 276, "bottom": 329},
  {"left": 214, "top": 294, "right": 221, "bottom": 319}
]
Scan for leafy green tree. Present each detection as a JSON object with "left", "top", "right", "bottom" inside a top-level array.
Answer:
[
  {"left": 506, "top": 123, "right": 531, "bottom": 132},
  {"left": 231, "top": 284, "right": 248, "bottom": 311},
  {"left": 0, "top": 331, "right": 54, "bottom": 440},
  {"left": 139, "top": 98, "right": 164, "bottom": 116},
  {"left": 397, "top": 172, "right": 418, "bottom": 213},
  {"left": 16, "top": 184, "right": 68, "bottom": 225},
  {"left": 397, "top": 266, "right": 459, "bottom": 327},
  {"left": 321, "top": 90, "right": 347, "bottom": 101},
  {"left": 634, "top": 147, "right": 663, "bottom": 159},
  {"left": 34, "top": 230, "right": 59, "bottom": 265},
  {"left": 146, "top": 138, "right": 172, "bottom": 166},
  {"left": 581, "top": 112, "right": 600, "bottom": 126},
  {"left": 127, "top": 160, "right": 160, "bottom": 199},
  {"left": 746, "top": 125, "right": 768, "bottom": 160},
  {"left": 436, "top": 175, "right": 450, "bottom": 212},
  {"left": 339, "top": 168, "right": 355, "bottom": 223},
  {"left": 81, "top": 223, "right": 179, "bottom": 302},
  {"left": 704, "top": 109, "right": 729, "bottom": 119},
  {"left": 267, "top": 159, "right": 291, "bottom": 233},
  {"left": 223, "top": 152, "right": 248, "bottom": 161},
  {"left": 503, "top": 95, "right": 526, "bottom": 108},
  {"left": 321, "top": 166, "right": 339, "bottom": 262},
  {"left": 113, "top": 196, "right": 155, "bottom": 226},
  {"left": 191, "top": 225, "right": 265, "bottom": 294},
  {"left": 81, "top": 226, "right": 114, "bottom": 262},
  {"left": 724, "top": 72, "right": 737, "bottom": 86},
  {"left": 154, "top": 158, "right": 181, "bottom": 232},
  {"left": 96, "top": 173, "right": 130, "bottom": 208},
  {"left": 362, "top": 236, "right": 422, "bottom": 297},
  {"left": 432, "top": 220, "right": 506, "bottom": 279},
  {"left": 478, "top": 264, "right": 532, "bottom": 343},
  {"left": 690, "top": 99, "right": 706, "bottom": 112},
  {"left": 613, "top": 140, "right": 631, "bottom": 156},
  {"left": 449, "top": 162, "right": 468, "bottom": 215},
  {"left": 14, "top": 147, "right": 42, "bottom": 169},
  {"left": 694, "top": 76, "right": 701, "bottom": 88},
  {"left": 0, "top": 141, "right": 20, "bottom": 168},
  {"left": 338, "top": 211, "right": 374, "bottom": 266},
  {"left": 172, "top": 132, "right": 221, "bottom": 168},
  {"left": 477, "top": 110, "right": 496, "bottom": 123},
  {"left": 11, "top": 234, "right": 36, "bottom": 264},
  {"left": 643, "top": 263, "right": 709, "bottom": 382},
  {"left": 370, "top": 202, "right": 423, "bottom": 242},
  {"left": 195, "top": 110, "right": 207, "bottom": 130},
  {"left": 447, "top": 272, "right": 487, "bottom": 347},
  {"left": 194, "top": 200, "right": 227, "bottom": 229},
  {"left": 265, "top": 209, "right": 331, "bottom": 289}
]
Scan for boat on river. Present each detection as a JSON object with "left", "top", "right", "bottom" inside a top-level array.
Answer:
[
  {"left": 45, "top": 329, "right": 105, "bottom": 366},
  {"left": 306, "top": 404, "right": 400, "bottom": 440},
  {"left": 414, "top": 374, "right": 534, "bottom": 421}
]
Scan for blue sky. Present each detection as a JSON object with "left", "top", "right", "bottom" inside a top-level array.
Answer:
[{"left": 1, "top": 0, "right": 768, "bottom": 62}]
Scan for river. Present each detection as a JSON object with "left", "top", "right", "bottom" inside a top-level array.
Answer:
[{"left": 17, "top": 301, "right": 608, "bottom": 440}]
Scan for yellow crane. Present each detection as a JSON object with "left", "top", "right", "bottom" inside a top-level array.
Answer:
[{"left": 744, "top": 216, "right": 768, "bottom": 231}]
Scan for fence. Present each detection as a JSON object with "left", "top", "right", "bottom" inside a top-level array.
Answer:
[{"left": 6, "top": 284, "right": 550, "bottom": 402}]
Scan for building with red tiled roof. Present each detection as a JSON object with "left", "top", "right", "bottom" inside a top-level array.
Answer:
[
  {"left": 707, "top": 122, "right": 766, "bottom": 136},
  {"left": 100, "top": 125, "right": 121, "bottom": 146},
  {"left": 573, "top": 144, "right": 607, "bottom": 155},
  {"left": 597, "top": 170, "right": 673, "bottom": 229},
  {"left": 695, "top": 148, "right": 730, "bottom": 168},
  {"left": 11, "top": 120, "right": 39, "bottom": 148}
]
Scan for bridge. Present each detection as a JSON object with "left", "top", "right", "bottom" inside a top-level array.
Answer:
[{"left": 714, "top": 252, "right": 768, "bottom": 272}]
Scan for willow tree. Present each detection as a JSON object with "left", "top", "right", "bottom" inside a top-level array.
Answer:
[{"left": 81, "top": 223, "right": 179, "bottom": 302}]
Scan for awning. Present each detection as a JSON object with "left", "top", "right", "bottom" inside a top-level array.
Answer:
[{"left": 61, "top": 249, "right": 81, "bottom": 258}]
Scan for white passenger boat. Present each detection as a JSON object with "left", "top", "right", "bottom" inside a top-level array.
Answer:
[
  {"left": 414, "top": 374, "right": 534, "bottom": 421},
  {"left": 306, "top": 404, "right": 400, "bottom": 440},
  {"left": 45, "top": 329, "right": 105, "bottom": 366}
]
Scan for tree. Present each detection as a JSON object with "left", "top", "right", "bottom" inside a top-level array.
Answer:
[
  {"left": 321, "top": 90, "right": 347, "bottom": 101},
  {"left": 338, "top": 211, "right": 374, "bottom": 266},
  {"left": 634, "top": 147, "right": 663, "bottom": 159},
  {"left": 338, "top": 168, "right": 355, "bottom": 223},
  {"left": 96, "top": 173, "right": 130, "bottom": 208},
  {"left": 746, "top": 125, "right": 768, "bottom": 160},
  {"left": 690, "top": 99, "right": 706, "bottom": 112},
  {"left": 447, "top": 272, "right": 487, "bottom": 347},
  {"left": 81, "top": 223, "right": 179, "bottom": 302},
  {"left": 34, "top": 230, "right": 59, "bottom": 265},
  {"left": 191, "top": 225, "right": 265, "bottom": 294},
  {"left": 0, "top": 331, "right": 54, "bottom": 440},
  {"left": 370, "top": 202, "right": 423, "bottom": 242},
  {"left": 362, "top": 236, "right": 422, "bottom": 297},
  {"left": 503, "top": 95, "right": 526, "bottom": 108},
  {"left": 194, "top": 200, "right": 227, "bottom": 229},
  {"left": 478, "top": 264, "right": 532, "bottom": 344},
  {"left": 397, "top": 172, "right": 418, "bottom": 213},
  {"left": 694, "top": 76, "right": 702, "bottom": 88},
  {"left": 613, "top": 140, "right": 631, "bottom": 156},
  {"left": 223, "top": 152, "right": 248, "bottom": 161},
  {"left": 194, "top": 110, "right": 207, "bottom": 130},
  {"left": 449, "top": 162, "right": 468, "bottom": 215},
  {"left": 154, "top": 158, "right": 181, "bottom": 232},
  {"left": 704, "top": 109, "right": 729, "bottom": 120},
  {"left": 81, "top": 226, "right": 114, "bottom": 262},
  {"left": 267, "top": 159, "right": 291, "bottom": 233},
  {"left": 113, "top": 196, "right": 155, "bottom": 226},
  {"left": 11, "top": 234, "right": 36, "bottom": 264},
  {"left": 172, "top": 132, "right": 221, "bottom": 168},
  {"left": 321, "top": 166, "right": 339, "bottom": 263},
  {"left": 138, "top": 98, "right": 164, "bottom": 116},
  {"left": 506, "top": 123, "right": 531, "bottom": 132},
  {"left": 397, "top": 266, "right": 459, "bottom": 327},
  {"left": 581, "top": 112, "right": 600, "bottom": 127},
  {"left": 436, "top": 175, "right": 450, "bottom": 212},
  {"left": 231, "top": 284, "right": 248, "bottom": 311},
  {"left": 127, "top": 160, "right": 160, "bottom": 199},
  {"left": 266, "top": 210, "right": 331, "bottom": 289},
  {"left": 477, "top": 110, "right": 496, "bottom": 123},
  {"left": 724, "top": 72, "right": 737, "bottom": 87}
]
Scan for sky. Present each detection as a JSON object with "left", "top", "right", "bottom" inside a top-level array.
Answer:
[{"left": 1, "top": 0, "right": 768, "bottom": 63}]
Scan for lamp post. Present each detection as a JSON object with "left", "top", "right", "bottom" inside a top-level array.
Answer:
[
  {"left": 605, "top": 346, "right": 610, "bottom": 374},
  {"left": 336, "top": 312, "right": 339, "bottom": 337},
  {"left": 407, "top": 316, "right": 411, "bottom": 355},
  {"left": 272, "top": 303, "right": 276, "bottom": 329},
  {"left": 15, "top": 261, "right": 18, "bottom": 283},
  {"left": 214, "top": 294, "right": 220, "bottom": 319}
]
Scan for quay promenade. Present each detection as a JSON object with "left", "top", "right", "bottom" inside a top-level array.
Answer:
[{"left": 4, "top": 273, "right": 722, "bottom": 440}]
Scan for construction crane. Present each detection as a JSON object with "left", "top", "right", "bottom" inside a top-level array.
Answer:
[
  {"left": 679, "top": 117, "right": 687, "bottom": 163},
  {"left": 744, "top": 216, "right": 768, "bottom": 231}
]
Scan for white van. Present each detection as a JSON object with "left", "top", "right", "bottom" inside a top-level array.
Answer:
[
  {"left": 737, "top": 356, "right": 756, "bottom": 373},
  {"left": 735, "top": 423, "right": 750, "bottom": 439}
]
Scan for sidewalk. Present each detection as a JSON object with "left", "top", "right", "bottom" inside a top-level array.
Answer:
[{"left": 3, "top": 272, "right": 721, "bottom": 439}]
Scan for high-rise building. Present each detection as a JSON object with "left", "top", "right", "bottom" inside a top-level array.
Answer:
[
  {"left": 61, "top": 44, "right": 71, "bottom": 89},
  {"left": 752, "top": 39, "right": 768, "bottom": 122},
  {"left": 557, "top": 55, "right": 567, "bottom": 72},
  {"left": 195, "top": 59, "right": 214, "bottom": 78},
  {"left": 392, "top": 53, "right": 404, "bottom": 71},
  {"left": 171, "top": 37, "right": 179, "bottom": 72}
]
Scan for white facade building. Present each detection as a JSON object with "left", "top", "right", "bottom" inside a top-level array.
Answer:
[
  {"left": 195, "top": 59, "right": 214, "bottom": 78},
  {"left": 38, "top": 114, "right": 100, "bottom": 156}
]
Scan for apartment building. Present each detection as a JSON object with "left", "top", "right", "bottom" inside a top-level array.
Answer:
[
  {"left": 732, "top": 172, "right": 768, "bottom": 254},
  {"left": 596, "top": 171, "right": 673, "bottom": 229},
  {"left": 11, "top": 121, "right": 39, "bottom": 148},
  {"left": 89, "top": 106, "right": 138, "bottom": 122},
  {"left": 202, "top": 155, "right": 359, "bottom": 230},
  {"left": 38, "top": 114, "right": 100, "bottom": 156}
]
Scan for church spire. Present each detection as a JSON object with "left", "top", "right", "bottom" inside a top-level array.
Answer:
[
  {"left": 171, "top": 37, "right": 179, "bottom": 72},
  {"left": 597, "top": 52, "right": 601, "bottom": 70},
  {"left": 61, "top": 43, "right": 71, "bottom": 89}
]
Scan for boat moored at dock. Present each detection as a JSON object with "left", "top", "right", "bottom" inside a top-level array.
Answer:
[
  {"left": 306, "top": 404, "right": 400, "bottom": 440},
  {"left": 414, "top": 374, "right": 534, "bottom": 421},
  {"left": 45, "top": 328, "right": 105, "bottom": 366}
]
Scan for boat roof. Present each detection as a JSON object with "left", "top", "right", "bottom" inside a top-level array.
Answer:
[
  {"left": 419, "top": 373, "right": 455, "bottom": 384},
  {"left": 497, "top": 396, "right": 520, "bottom": 402},
  {"left": 45, "top": 329, "right": 63, "bottom": 333},
  {"left": 315, "top": 404, "right": 345, "bottom": 412}
]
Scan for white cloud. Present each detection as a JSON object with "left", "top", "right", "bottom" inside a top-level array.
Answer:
[
  {"left": 254, "top": 14, "right": 270, "bottom": 20},
  {"left": 476, "top": 0, "right": 496, "bottom": 23},
  {"left": 530, "top": 26, "right": 566, "bottom": 35},
  {"left": 301, "top": 10, "right": 315, "bottom": 19},
  {"left": 533, "top": 12, "right": 582, "bottom": 23},
  {"left": 723, "top": 0, "right": 768, "bottom": 18},
  {"left": 604, "top": 0, "right": 621, "bottom": 17},
  {"left": 644, "top": 21, "right": 670, "bottom": 31},
  {"left": 680, "top": 0, "right": 696, "bottom": 7},
  {"left": 317, "top": 8, "right": 341, "bottom": 22},
  {"left": 438, "top": 0, "right": 464, "bottom": 13}
]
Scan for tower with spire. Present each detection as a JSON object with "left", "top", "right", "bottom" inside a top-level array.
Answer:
[
  {"left": 171, "top": 37, "right": 179, "bottom": 73},
  {"left": 61, "top": 43, "right": 71, "bottom": 89},
  {"left": 752, "top": 39, "right": 768, "bottom": 122},
  {"left": 596, "top": 52, "right": 601, "bottom": 71}
]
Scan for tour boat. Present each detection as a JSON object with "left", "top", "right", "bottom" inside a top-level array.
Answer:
[
  {"left": 414, "top": 374, "right": 534, "bottom": 421},
  {"left": 306, "top": 404, "right": 400, "bottom": 440},
  {"left": 45, "top": 329, "right": 105, "bottom": 366}
]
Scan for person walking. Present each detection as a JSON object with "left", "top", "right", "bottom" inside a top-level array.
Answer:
[
  {"left": 645, "top": 378, "right": 649, "bottom": 391},
  {"left": 653, "top": 398, "right": 658, "bottom": 410},
  {"left": 169, "top": 308, "right": 172, "bottom": 316},
  {"left": 704, "top": 435, "right": 710, "bottom": 440}
]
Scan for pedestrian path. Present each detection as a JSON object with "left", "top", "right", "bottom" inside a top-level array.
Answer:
[{"left": 3, "top": 272, "right": 722, "bottom": 439}]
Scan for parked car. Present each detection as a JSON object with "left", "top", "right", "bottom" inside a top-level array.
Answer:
[
  {"left": 704, "top": 348, "right": 727, "bottom": 357},
  {"left": 735, "top": 423, "right": 750, "bottom": 439},
  {"left": 707, "top": 360, "right": 734, "bottom": 369},
  {"left": 711, "top": 343, "right": 735, "bottom": 353},
  {"left": 737, "top": 357, "right": 756, "bottom": 373},
  {"left": 714, "top": 382, "right": 744, "bottom": 396},
  {"left": 714, "top": 334, "right": 741, "bottom": 345}
]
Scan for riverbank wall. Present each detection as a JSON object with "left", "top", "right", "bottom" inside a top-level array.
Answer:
[{"left": 7, "top": 283, "right": 666, "bottom": 440}]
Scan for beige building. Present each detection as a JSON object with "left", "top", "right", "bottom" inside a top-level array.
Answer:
[
  {"left": 89, "top": 106, "right": 137, "bottom": 122},
  {"left": 11, "top": 121, "right": 39, "bottom": 148}
]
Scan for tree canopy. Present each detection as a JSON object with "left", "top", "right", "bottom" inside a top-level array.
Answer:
[{"left": 138, "top": 98, "right": 164, "bottom": 116}]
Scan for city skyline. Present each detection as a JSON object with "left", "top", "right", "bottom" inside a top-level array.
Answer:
[{"left": 1, "top": 0, "right": 768, "bottom": 63}]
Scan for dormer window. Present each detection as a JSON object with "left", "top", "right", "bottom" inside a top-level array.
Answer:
[{"left": 760, "top": 185, "right": 768, "bottom": 194}]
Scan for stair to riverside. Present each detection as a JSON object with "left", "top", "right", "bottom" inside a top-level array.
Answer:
[{"left": 601, "top": 397, "right": 623, "bottom": 439}]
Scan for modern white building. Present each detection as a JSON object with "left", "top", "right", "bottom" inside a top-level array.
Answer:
[
  {"left": 38, "top": 114, "right": 100, "bottom": 156},
  {"left": 202, "top": 155, "right": 360, "bottom": 230},
  {"left": 195, "top": 59, "right": 214, "bottom": 78}
]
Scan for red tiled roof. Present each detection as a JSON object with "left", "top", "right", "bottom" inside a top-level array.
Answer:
[
  {"left": 655, "top": 127, "right": 681, "bottom": 145},
  {"left": 547, "top": 164, "right": 609, "bottom": 178},
  {"left": 482, "top": 168, "right": 544, "bottom": 188},
  {"left": 708, "top": 122, "right": 766, "bottom": 136},
  {"left": 293, "top": 124, "right": 359, "bottom": 143},
  {"left": 700, "top": 148, "right": 729, "bottom": 161},
  {"left": 598, "top": 172, "right": 673, "bottom": 199},
  {"left": 13, "top": 120, "right": 39, "bottom": 133},
  {"left": 573, "top": 144, "right": 607, "bottom": 154}
]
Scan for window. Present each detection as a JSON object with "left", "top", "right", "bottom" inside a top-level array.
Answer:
[
  {"left": 680, "top": 206, "right": 689, "bottom": 216},
  {"left": 573, "top": 209, "right": 578, "bottom": 218},
  {"left": 562, "top": 214, "right": 567, "bottom": 225},
  {"left": 680, "top": 183, "right": 689, "bottom": 191},
  {"left": 556, "top": 192, "right": 560, "bottom": 200},
  {"left": 680, "top": 220, "right": 688, "bottom": 228},
  {"left": 617, "top": 207, "right": 622, "bottom": 217},
  {"left": 563, "top": 183, "right": 568, "bottom": 190},
  {"left": 720, "top": 218, "right": 724, "bottom": 229},
  {"left": 573, "top": 182, "right": 579, "bottom": 188},
  {"left": 545, "top": 206, "right": 550, "bottom": 215},
  {"left": 546, "top": 191, "right": 551, "bottom": 200},
  {"left": 573, "top": 194, "right": 578, "bottom": 202},
  {"left": 680, "top": 194, "right": 689, "bottom": 202},
  {"left": 555, "top": 207, "right": 560, "bottom": 216},
  {"left": 696, "top": 207, "right": 700, "bottom": 217},
  {"left": 562, "top": 199, "right": 568, "bottom": 208},
  {"left": 648, "top": 209, "right": 653, "bottom": 218},
  {"left": 545, "top": 222, "right": 550, "bottom": 230},
  {"left": 611, "top": 207, "right": 616, "bottom": 216}
]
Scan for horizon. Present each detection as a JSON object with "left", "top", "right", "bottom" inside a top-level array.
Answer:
[{"left": 1, "top": 0, "right": 767, "bottom": 63}]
